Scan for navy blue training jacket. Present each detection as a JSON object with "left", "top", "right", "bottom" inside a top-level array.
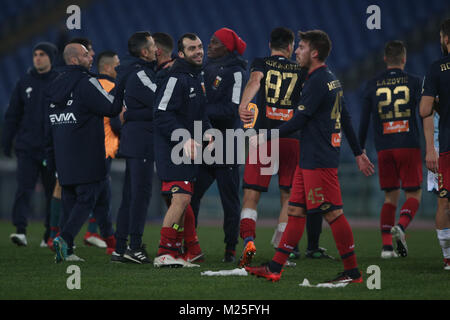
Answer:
[
  {"left": 2, "top": 68, "right": 59, "bottom": 158},
  {"left": 46, "top": 65, "right": 122, "bottom": 186},
  {"left": 115, "top": 56, "right": 157, "bottom": 159},
  {"left": 203, "top": 52, "right": 247, "bottom": 166},
  {"left": 154, "top": 58, "right": 212, "bottom": 181}
]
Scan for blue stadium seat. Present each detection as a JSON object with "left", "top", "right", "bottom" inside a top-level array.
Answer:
[{"left": 0, "top": 0, "right": 449, "bottom": 108}]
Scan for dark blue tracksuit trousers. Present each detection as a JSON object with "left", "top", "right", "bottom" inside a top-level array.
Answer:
[
  {"left": 60, "top": 178, "right": 114, "bottom": 252},
  {"left": 12, "top": 151, "right": 56, "bottom": 236},
  {"left": 190, "top": 165, "right": 240, "bottom": 250},
  {"left": 115, "top": 158, "right": 153, "bottom": 254}
]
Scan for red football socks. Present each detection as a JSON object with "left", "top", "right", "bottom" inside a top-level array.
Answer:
[
  {"left": 329, "top": 215, "right": 358, "bottom": 271},
  {"left": 272, "top": 215, "right": 306, "bottom": 267},
  {"left": 240, "top": 218, "right": 256, "bottom": 240},
  {"left": 380, "top": 203, "right": 396, "bottom": 247},
  {"left": 158, "top": 227, "right": 179, "bottom": 257},
  {"left": 184, "top": 205, "right": 202, "bottom": 255},
  {"left": 398, "top": 198, "right": 419, "bottom": 231}
]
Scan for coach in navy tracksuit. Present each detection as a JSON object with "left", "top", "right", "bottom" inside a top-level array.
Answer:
[
  {"left": 2, "top": 42, "right": 59, "bottom": 246},
  {"left": 112, "top": 32, "right": 158, "bottom": 264},
  {"left": 46, "top": 43, "right": 121, "bottom": 262},
  {"left": 190, "top": 28, "right": 247, "bottom": 262}
]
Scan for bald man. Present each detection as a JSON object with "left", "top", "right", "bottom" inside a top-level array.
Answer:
[
  {"left": 63, "top": 43, "right": 93, "bottom": 69},
  {"left": 46, "top": 43, "right": 122, "bottom": 262}
]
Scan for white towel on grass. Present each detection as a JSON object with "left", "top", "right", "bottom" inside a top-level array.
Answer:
[
  {"left": 201, "top": 268, "right": 248, "bottom": 276},
  {"left": 299, "top": 278, "right": 349, "bottom": 288}
]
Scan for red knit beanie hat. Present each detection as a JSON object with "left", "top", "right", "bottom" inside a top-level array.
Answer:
[{"left": 214, "top": 28, "right": 247, "bottom": 55}]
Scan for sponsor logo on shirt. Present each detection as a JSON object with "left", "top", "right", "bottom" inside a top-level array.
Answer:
[
  {"left": 49, "top": 113, "right": 77, "bottom": 125},
  {"left": 382, "top": 120, "right": 409, "bottom": 134},
  {"left": 331, "top": 132, "right": 341, "bottom": 147},
  {"left": 266, "top": 106, "right": 293, "bottom": 121}
]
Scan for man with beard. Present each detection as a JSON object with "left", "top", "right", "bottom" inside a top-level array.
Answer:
[
  {"left": 153, "top": 33, "right": 212, "bottom": 267},
  {"left": 48, "top": 43, "right": 120, "bottom": 262},
  {"left": 246, "top": 30, "right": 374, "bottom": 283}
]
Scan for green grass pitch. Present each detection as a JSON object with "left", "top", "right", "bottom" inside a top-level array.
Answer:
[{"left": 0, "top": 221, "right": 449, "bottom": 300}]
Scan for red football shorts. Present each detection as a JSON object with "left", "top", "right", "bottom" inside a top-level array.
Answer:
[
  {"left": 439, "top": 152, "right": 450, "bottom": 199},
  {"left": 243, "top": 138, "right": 299, "bottom": 192},
  {"left": 161, "top": 181, "right": 194, "bottom": 195},
  {"left": 288, "top": 166, "right": 343, "bottom": 214},
  {"left": 377, "top": 148, "right": 422, "bottom": 191}
]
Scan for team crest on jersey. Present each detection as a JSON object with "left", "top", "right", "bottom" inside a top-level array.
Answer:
[
  {"left": 171, "top": 186, "right": 180, "bottom": 193},
  {"left": 212, "top": 76, "right": 222, "bottom": 90},
  {"left": 201, "top": 82, "right": 206, "bottom": 95}
]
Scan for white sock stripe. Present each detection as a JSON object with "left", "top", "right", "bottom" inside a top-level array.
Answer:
[{"left": 240, "top": 208, "right": 257, "bottom": 221}]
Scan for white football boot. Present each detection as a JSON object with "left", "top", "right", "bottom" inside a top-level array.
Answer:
[
  {"left": 381, "top": 250, "right": 398, "bottom": 259},
  {"left": 10, "top": 233, "right": 27, "bottom": 246},
  {"left": 153, "top": 254, "right": 185, "bottom": 268},
  {"left": 391, "top": 226, "right": 408, "bottom": 257}
]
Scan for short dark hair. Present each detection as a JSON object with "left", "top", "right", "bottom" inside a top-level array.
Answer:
[
  {"left": 270, "top": 27, "right": 295, "bottom": 51},
  {"left": 178, "top": 33, "right": 198, "bottom": 53},
  {"left": 68, "top": 37, "right": 92, "bottom": 49},
  {"left": 96, "top": 50, "right": 117, "bottom": 72},
  {"left": 384, "top": 40, "right": 406, "bottom": 66},
  {"left": 153, "top": 32, "right": 174, "bottom": 54},
  {"left": 298, "top": 30, "right": 332, "bottom": 62},
  {"left": 128, "top": 31, "right": 151, "bottom": 57},
  {"left": 441, "top": 18, "right": 450, "bottom": 37}
]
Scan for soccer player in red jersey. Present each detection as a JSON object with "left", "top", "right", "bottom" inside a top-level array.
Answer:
[
  {"left": 359, "top": 41, "right": 423, "bottom": 259},
  {"left": 420, "top": 18, "right": 450, "bottom": 270},
  {"left": 246, "top": 30, "right": 374, "bottom": 283}
]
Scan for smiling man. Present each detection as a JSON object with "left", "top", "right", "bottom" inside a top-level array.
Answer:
[
  {"left": 153, "top": 33, "right": 212, "bottom": 267},
  {"left": 190, "top": 28, "right": 247, "bottom": 263}
]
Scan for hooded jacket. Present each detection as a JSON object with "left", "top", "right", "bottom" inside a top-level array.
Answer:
[
  {"left": 45, "top": 65, "right": 121, "bottom": 186},
  {"left": 2, "top": 68, "right": 59, "bottom": 158},
  {"left": 154, "top": 58, "right": 212, "bottom": 181},
  {"left": 115, "top": 55, "right": 157, "bottom": 159},
  {"left": 203, "top": 52, "right": 247, "bottom": 166}
]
